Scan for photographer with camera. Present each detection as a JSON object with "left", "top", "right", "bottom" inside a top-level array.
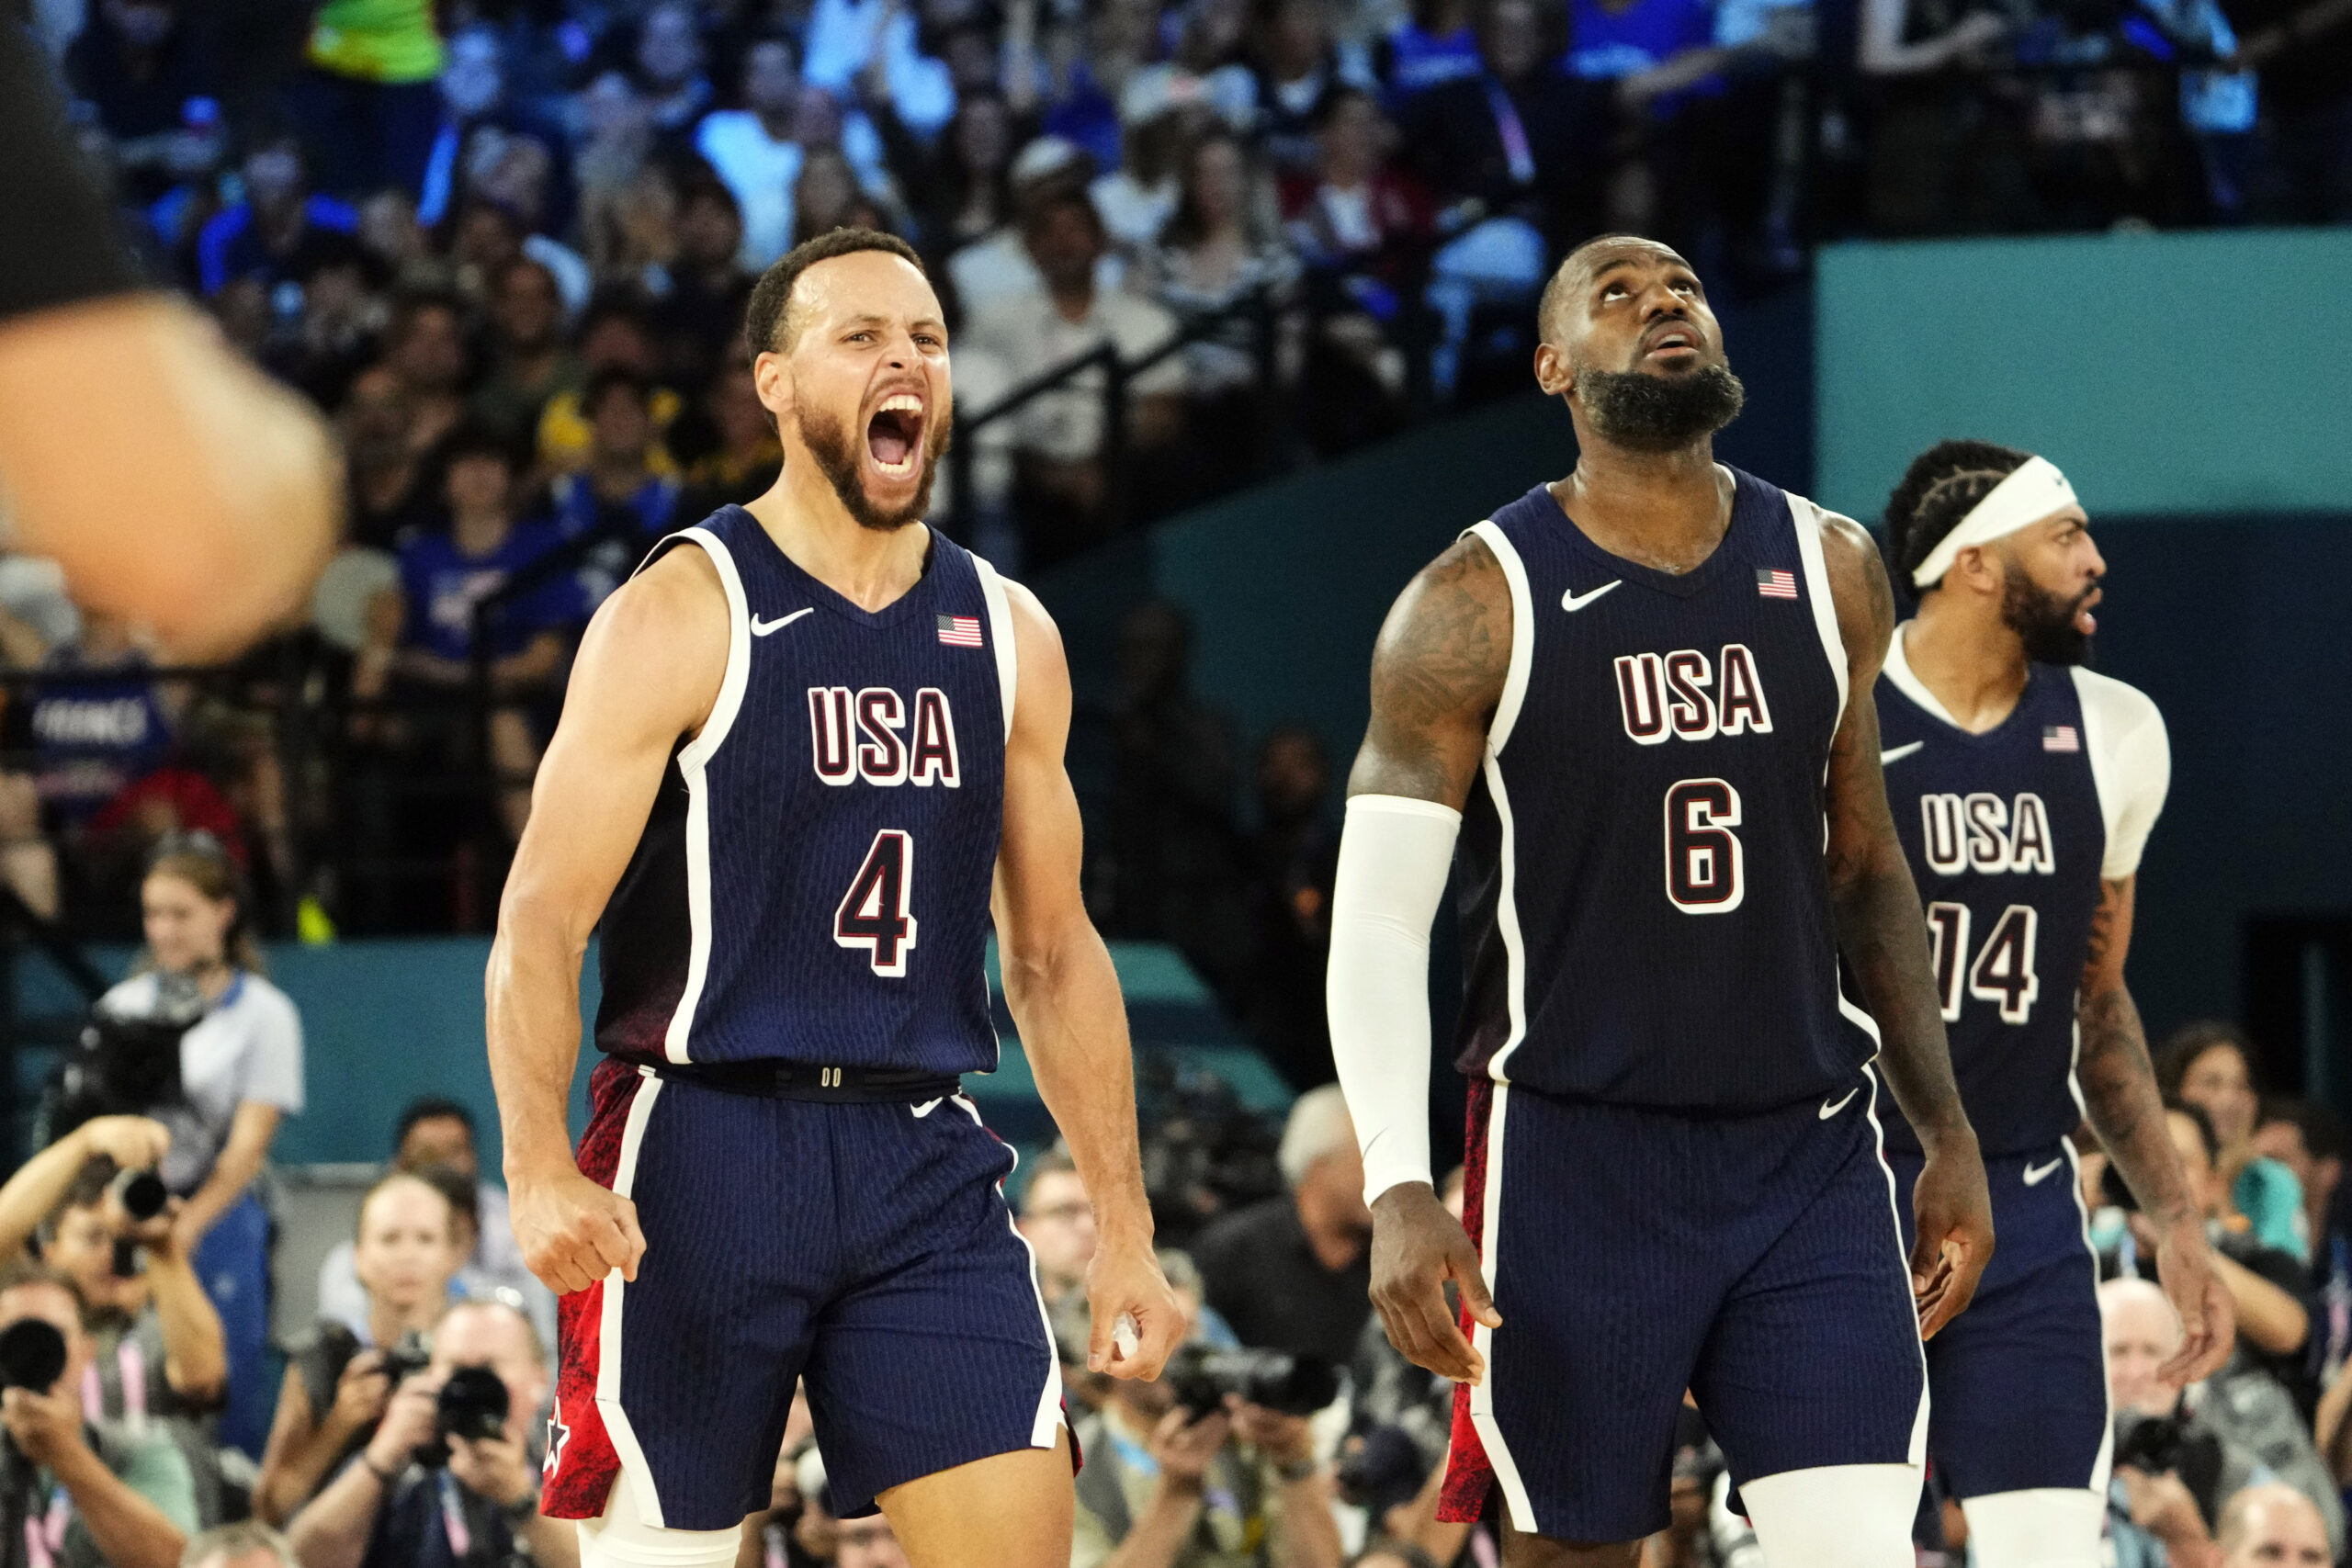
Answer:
[
  {"left": 284, "top": 1298, "right": 573, "bottom": 1568},
  {"left": 1069, "top": 1280, "right": 1344, "bottom": 1568},
  {"left": 254, "top": 1172, "right": 463, "bottom": 1526},
  {"left": 0, "top": 1260, "right": 198, "bottom": 1568},
  {"left": 87, "top": 840, "right": 305, "bottom": 1461},
  {"left": 0, "top": 1116, "right": 229, "bottom": 1528}
]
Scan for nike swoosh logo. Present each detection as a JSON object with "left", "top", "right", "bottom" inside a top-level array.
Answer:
[
  {"left": 1561, "top": 581, "right": 1623, "bottom": 613},
  {"left": 1819, "top": 1088, "right": 1859, "bottom": 1119},
  {"left": 2023, "top": 1157, "right": 2065, "bottom": 1186},
  {"left": 751, "top": 607, "right": 816, "bottom": 637},
  {"left": 1880, "top": 741, "right": 1925, "bottom": 765}
]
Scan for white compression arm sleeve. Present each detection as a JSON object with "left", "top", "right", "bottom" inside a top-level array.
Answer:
[{"left": 1327, "top": 792, "right": 1464, "bottom": 1207}]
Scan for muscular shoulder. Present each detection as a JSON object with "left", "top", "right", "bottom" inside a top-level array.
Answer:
[
  {"left": 1371, "top": 533, "right": 1511, "bottom": 721},
  {"left": 571, "top": 541, "right": 729, "bottom": 741},
  {"left": 1812, "top": 506, "right": 1895, "bottom": 682}
]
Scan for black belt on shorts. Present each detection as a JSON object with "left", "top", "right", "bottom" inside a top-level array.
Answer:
[{"left": 648, "top": 1059, "right": 964, "bottom": 1103}]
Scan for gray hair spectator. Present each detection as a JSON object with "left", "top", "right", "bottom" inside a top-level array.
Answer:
[
  {"left": 1190, "top": 1084, "right": 1374, "bottom": 1364},
  {"left": 2220, "top": 1483, "right": 2335, "bottom": 1567},
  {"left": 181, "top": 1520, "right": 300, "bottom": 1568}
]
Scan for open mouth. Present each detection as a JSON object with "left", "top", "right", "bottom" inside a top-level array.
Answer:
[
  {"left": 1644, "top": 326, "right": 1701, "bottom": 360},
  {"left": 865, "top": 393, "right": 924, "bottom": 477},
  {"left": 2074, "top": 586, "right": 2101, "bottom": 636}
]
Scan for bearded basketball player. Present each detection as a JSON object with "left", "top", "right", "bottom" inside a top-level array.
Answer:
[
  {"left": 1872, "top": 439, "right": 2233, "bottom": 1566},
  {"left": 1327, "top": 234, "right": 1996, "bottom": 1567},
  {"left": 486, "top": 229, "right": 1185, "bottom": 1568}
]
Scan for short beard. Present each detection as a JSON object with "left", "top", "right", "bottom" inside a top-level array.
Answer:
[
  {"left": 797, "top": 402, "right": 949, "bottom": 532},
  {"left": 1577, "top": 364, "right": 1747, "bottom": 452},
  {"left": 2001, "top": 570, "right": 2095, "bottom": 666}
]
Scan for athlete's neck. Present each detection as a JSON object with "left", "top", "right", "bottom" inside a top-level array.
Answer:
[
  {"left": 1899, "top": 594, "right": 2030, "bottom": 734},
  {"left": 744, "top": 460, "right": 933, "bottom": 614},
  {"left": 1548, "top": 441, "right": 1732, "bottom": 576}
]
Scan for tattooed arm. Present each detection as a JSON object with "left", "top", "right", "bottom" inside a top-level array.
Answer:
[
  {"left": 1817, "top": 513, "right": 1994, "bottom": 1338},
  {"left": 2081, "top": 877, "right": 2235, "bottom": 1379},
  {"left": 1333, "top": 535, "right": 1510, "bottom": 1384}
]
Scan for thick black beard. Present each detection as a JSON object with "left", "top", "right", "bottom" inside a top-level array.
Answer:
[
  {"left": 1577, "top": 364, "right": 1747, "bottom": 452},
  {"left": 797, "top": 402, "right": 949, "bottom": 532},
  {"left": 2002, "top": 570, "right": 2096, "bottom": 666}
]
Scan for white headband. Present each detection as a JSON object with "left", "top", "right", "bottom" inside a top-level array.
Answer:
[{"left": 1909, "top": 456, "right": 2079, "bottom": 588}]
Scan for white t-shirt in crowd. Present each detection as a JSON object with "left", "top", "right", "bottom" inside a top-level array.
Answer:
[
  {"left": 100, "top": 970, "right": 305, "bottom": 1193},
  {"left": 961, "top": 285, "right": 1187, "bottom": 464},
  {"left": 694, "top": 109, "right": 894, "bottom": 270}
]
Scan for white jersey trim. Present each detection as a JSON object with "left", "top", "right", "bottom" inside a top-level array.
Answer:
[
  {"left": 594, "top": 1069, "right": 668, "bottom": 1527},
  {"left": 956, "top": 1097, "right": 1069, "bottom": 1450},
  {"left": 1858, "top": 1063, "right": 1932, "bottom": 1467},
  {"left": 1467, "top": 1082, "right": 1539, "bottom": 1533},
  {"left": 972, "top": 554, "right": 1021, "bottom": 743},
  {"left": 1785, "top": 493, "right": 1851, "bottom": 728},
  {"left": 2069, "top": 668, "right": 2170, "bottom": 880},
  {"left": 656, "top": 526, "right": 753, "bottom": 1065},
  {"left": 1464, "top": 521, "right": 1536, "bottom": 754},
  {"left": 1880, "top": 623, "right": 1962, "bottom": 728}
]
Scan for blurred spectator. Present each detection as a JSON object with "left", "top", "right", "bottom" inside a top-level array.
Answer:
[
  {"left": 290, "top": 0, "right": 446, "bottom": 197},
  {"left": 2104, "top": 1275, "right": 2243, "bottom": 1559},
  {"left": 195, "top": 134, "right": 361, "bottom": 299},
  {"left": 1249, "top": 0, "right": 1378, "bottom": 175},
  {"left": 64, "top": 0, "right": 223, "bottom": 207},
  {"left": 182, "top": 1519, "right": 300, "bottom": 1568},
  {"left": 317, "top": 1097, "right": 556, "bottom": 1349},
  {"left": 1149, "top": 130, "right": 1299, "bottom": 499},
  {"left": 831, "top": 1510, "right": 912, "bottom": 1568},
  {"left": 574, "top": 70, "right": 658, "bottom": 221},
  {"left": 101, "top": 837, "right": 302, "bottom": 1457},
  {"left": 353, "top": 424, "right": 576, "bottom": 841},
  {"left": 2254, "top": 1100, "right": 2350, "bottom": 1385},
  {"left": 1091, "top": 80, "right": 1194, "bottom": 254},
  {"left": 961, "top": 192, "right": 1186, "bottom": 565},
  {"left": 699, "top": 38, "right": 824, "bottom": 268},
  {"left": 1191, "top": 1084, "right": 1372, "bottom": 1364},
  {"left": 2222, "top": 0, "right": 2352, "bottom": 220},
  {"left": 1238, "top": 725, "right": 1338, "bottom": 1089},
  {"left": 536, "top": 296, "right": 683, "bottom": 477},
  {"left": 0, "top": 1116, "right": 230, "bottom": 1526},
  {"left": 1374, "top": 0, "right": 1483, "bottom": 94},
  {"left": 2163, "top": 1023, "right": 2310, "bottom": 1261},
  {"left": 0, "top": 1259, "right": 199, "bottom": 1568},
  {"left": 470, "top": 257, "right": 582, "bottom": 449},
  {"left": 255, "top": 1169, "right": 462, "bottom": 1524},
  {"left": 2219, "top": 1483, "right": 2335, "bottom": 1567},
  {"left": 1565, "top": 0, "right": 1735, "bottom": 245},
  {"left": 284, "top": 1297, "right": 576, "bottom": 1568},
  {"left": 1016, "top": 1148, "right": 1099, "bottom": 1315},
  {"left": 887, "top": 90, "right": 1029, "bottom": 258},
  {"left": 805, "top": 0, "right": 959, "bottom": 136},
  {"left": 1395, "top": 0, "right": 1589, "bottom": 397},
  {"left": 683, "top": 347, "right": 786, "bottom": 514},
  {"left": 1069, "top": 1290, "right": 1346, "bottom": 1568},
  {"left": 653, "top": 175, "right": 755, "bottom": 387},
  {"left": 553, "top": 370, "right": 687, "bottom": 607},
  {"left": 634, "top": 2, "right": 716, "bottom": 137},
  {"left": 790, "top": 140, "right": 894, "bottom": 244},
  {"left": 945, "top": 137, "right": 1104, "bottom": 317},
  {"left": 1855, "top": 0, "right": 2025, "bottom": 233},
  {"left": 2154, "top": 1102, "right": 2315, "bottom": 1397},
  {"left": 340, "top": 367, "right": 438, "bottom": 552},
  {"left": 378, "top": 290, "right": 472, "bottom": 460}
]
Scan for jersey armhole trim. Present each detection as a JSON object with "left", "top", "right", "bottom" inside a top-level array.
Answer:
[
  {"left": 1786, "top": 495, "right": 1850, "bottom": 727},
  {"left": 656, "top": 526, "right": 753, "bottom": 771},
  {"left": 973, "top": 555, "right": 1020, "bottom": 742},
  {"left": 1462, "top": 521, "right": 1534, "bottom": 755}
]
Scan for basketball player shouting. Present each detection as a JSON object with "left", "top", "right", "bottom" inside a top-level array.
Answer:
[
  {"left": 485, "top": 230, "right": 1185, "bottom": 1568},
  {"left": 1872, "top": 441, "right": 2233, "bottom": 1567},
  {"left": 1327, "top": 235, "right": 1996, "bottom": 1567}
]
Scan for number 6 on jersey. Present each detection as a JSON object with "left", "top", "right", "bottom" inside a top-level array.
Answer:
[{"left": 836, "top": 829, "right": 918, "bottom": 976}]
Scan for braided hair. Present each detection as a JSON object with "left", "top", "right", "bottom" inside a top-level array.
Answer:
[{"left": 1883, "top": 439, "right": 2034, "bottom": 590}]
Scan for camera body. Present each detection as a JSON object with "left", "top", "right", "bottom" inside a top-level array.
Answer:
[{"left": 1163, "top": 1345, "right": 1338, "bottom": 1420}]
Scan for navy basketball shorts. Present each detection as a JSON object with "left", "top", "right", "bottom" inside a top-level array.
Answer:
[
  {"left": 1438, "top": 1069, "right": 1928, "bottom": 1543},
  {"left": 1886, "top": 1141, "right": 2110, "bottom": 1501},
  {"left": 541, "top": 1058, "right": 1065, "bottom": 1530}
]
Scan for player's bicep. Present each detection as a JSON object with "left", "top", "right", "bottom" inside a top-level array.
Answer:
[
  {"left": 503, "top": 555, "right": 727, "bottom": 934},
  {"left": 2079, "top": 874, "right": 2136, "bottom": 999},
  {"left": 990, "top": 583, "right": 1086, "bottom": 952},
  {"left": 1346, "top": 536, "right": 1510, "bottom": 809}
]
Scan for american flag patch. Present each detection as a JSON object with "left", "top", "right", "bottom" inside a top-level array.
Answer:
[
  {"left": 937, "top": 615, "right": 983, "bottom": 648},
  {"left": 2043, "top": 725, "right": 2080, "bottom": 752},
  {"left": 1756, "top": 568, "right": 1799, "bottom": 600}
]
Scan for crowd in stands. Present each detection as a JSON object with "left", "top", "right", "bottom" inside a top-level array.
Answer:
[{"left": 0, "top": 822, "right": 2343, "bottom": 1565}]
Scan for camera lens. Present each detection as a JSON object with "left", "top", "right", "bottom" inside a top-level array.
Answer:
[
  {"left": 435, "top": 1365, "right": 512, "bottom": 1445},
  {"left": 110, "top": 1168, "right": 168, "bottom": 1223},
  {"left": 0, "top": 1321, "right": 67, "bottom": 1393}
]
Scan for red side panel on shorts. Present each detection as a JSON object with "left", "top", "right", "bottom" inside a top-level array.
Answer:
[
  {"left": 542, "top": 1058, "right": 642, "bottom": 1520},
  {"left": 1437, "top": 1077, "right": 1496, "bottom": 1525}
]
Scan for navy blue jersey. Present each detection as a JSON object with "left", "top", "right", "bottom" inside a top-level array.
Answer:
[
  {"left": 1452, "top": 471, "right": 1879, "bottom": 1109},
  {"left": 1873, "top": 630, "right": 2169, "bottom": 1156},
  {"left": 594, "top": 505, "right": 1016, "bottom": 1074}
]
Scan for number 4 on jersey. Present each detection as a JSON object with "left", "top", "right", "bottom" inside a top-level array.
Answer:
[
  {"left": 1925, "top": 900, "right": 2040, "bottom": 1024},
  {"left": 837, "top": 829, "right": 918, "bottom": 976}
]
